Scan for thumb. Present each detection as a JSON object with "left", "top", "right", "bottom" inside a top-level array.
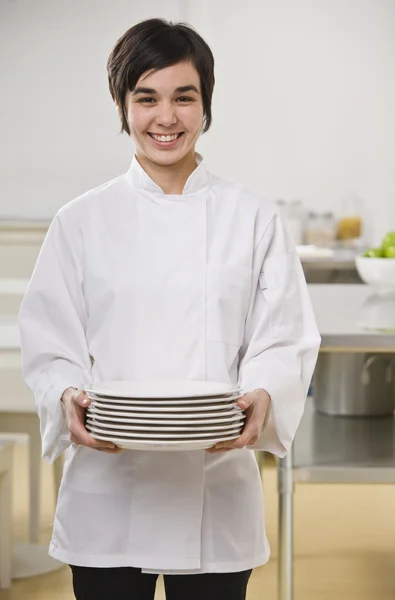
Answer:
[
  {"left": 237, "top": 393, "right": 253, "bottom": 410},
  {"left": 74, "top": 390, "right": 90, "bottom": 408}
]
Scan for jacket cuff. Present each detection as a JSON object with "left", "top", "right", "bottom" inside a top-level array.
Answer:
[
  {"left": 240, "top": 368, "right": 305, "bottom": 457},
  {"left": 39, "top": 379, "right": 73, "bottom": 463}
]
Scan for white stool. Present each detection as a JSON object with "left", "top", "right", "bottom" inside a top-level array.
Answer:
[
  {"left": 0, "top": 431, "right": 63, "bottom": 581},
  {"left": 0, "top": 412, "right": 64, "bottom": 543},
  {"left": 0, "top": 316, "right": 64, "bottom": 543},
  {"left": 0, "top": 248, "right": 64, "bottom": 578}
]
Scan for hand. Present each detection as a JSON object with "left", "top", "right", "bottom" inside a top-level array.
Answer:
[
  {"left": 206, "top": 389, "right": 270, "bottom": 454},
  {"left": 61, "top": 387, "right": 123, "bottom": 454}
]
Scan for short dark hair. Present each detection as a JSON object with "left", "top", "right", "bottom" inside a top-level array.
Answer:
[{"left": 107, "top": 18, "right": 215, "bottom": 134}]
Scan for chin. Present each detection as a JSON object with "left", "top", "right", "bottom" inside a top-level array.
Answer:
[{"left": 146, "top": 149, "right": 191, "bottom": 167}]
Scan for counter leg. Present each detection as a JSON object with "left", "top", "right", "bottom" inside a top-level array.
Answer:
[{"left": 278, "top": 452, "right": 294, "bottom": 600}]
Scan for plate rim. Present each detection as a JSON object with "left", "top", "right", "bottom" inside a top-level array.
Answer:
[
  {"left": 86, "top": 424, "right": 242, "bottom": 438},
  {"left": 84, "top": 380, "right": 241, "bottom": 399},
  {"left": 85, "top": 392, "right": 243, "bottom": 405},
  {"left": 89, "top": 431, "right": 240, "bottom": 447},
  {"left": 86, "top": 417, "right": 244, "bottom": 433},
  {"left": 87, "top": 401, "right": 240, "bottom": 413},
  {"left": 84, "top": 413, "right": 246, "bottom": 425},
  {"left": 87, "top": 406, "right": 243, "bottom": 419}
]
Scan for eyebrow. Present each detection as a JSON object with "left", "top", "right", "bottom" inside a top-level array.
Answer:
[{"left": 133, "top": 84, "right": 200, "bottom": 95}]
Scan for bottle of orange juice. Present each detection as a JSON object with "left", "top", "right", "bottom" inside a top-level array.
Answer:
[
  {"left": 337, "top": 216, "right": 362, "bottom": 240},
  {"left": 337, "top": 193, "right": 363, "bottom": 242}
]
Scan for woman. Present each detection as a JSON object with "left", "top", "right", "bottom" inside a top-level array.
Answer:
[{"left": 19, "top": 18, "right": 320, "bottom": 600}]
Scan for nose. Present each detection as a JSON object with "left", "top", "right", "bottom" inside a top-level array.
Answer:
[{"left": 156, "top": 102, "right": 177, "bottom": 128}]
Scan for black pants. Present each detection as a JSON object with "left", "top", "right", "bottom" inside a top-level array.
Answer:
[{"left": 70, "top": 565, "right": 252, "bottom": 600}]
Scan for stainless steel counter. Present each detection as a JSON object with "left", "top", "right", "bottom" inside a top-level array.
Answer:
[
  {"left": 301, "top": 249, "right": 363, "bottom": 284},
  {"left": 291, "top": 398, "right": 395, "bottom": 480},
  {"left": 301, "top": 247, "right": 359, "bottom": 270},
  {"left": 309, "top": 284, "right": 395, "bottom": 351},
  {"left": 277, "top": 284, "right": 395, "bottom": 600}
]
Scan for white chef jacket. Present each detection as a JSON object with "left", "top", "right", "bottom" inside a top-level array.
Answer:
[{"left": 18, "top": 153, "right": 320, "bottom": 573}]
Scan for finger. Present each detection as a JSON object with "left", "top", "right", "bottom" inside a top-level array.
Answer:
[
  {"left": 237, "top": 393, "right": 253, "bottom": 410},
  {"left": 233, "top": 425, "right": 259, "bottom": 448},
  {"left": 212, "top": 438, "right": 240, "bottom": 451},
  {"left": 214, "top": 423, "right": 259, "bottom": 451},
  {"left": 247, "top": 434, "right": 259, "bottom": 445},
  {"left": 72, "top": 434, "right": 117, "bottom": 451},
  {"left": 73, "top": 390, "right": 91, "bottom": 408},
  {"left": 96, "top": 446, "right": 124, "bottom": 454},
  {"left": 89, "top": 438, "right": 117, "bottom": 450},
  {"left": 69, "top": 420, "right": 115, "bottom": 449},
  {"left": 69, "top": 435, "right": 115, "bottom": 450}
]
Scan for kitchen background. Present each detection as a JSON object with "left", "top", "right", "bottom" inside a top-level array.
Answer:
[
  {"left": 1, "top": 1, "right": 395, "bottom": 599},
  {"left": 1, "top": 0, "right": 395, "bottom": 247}
]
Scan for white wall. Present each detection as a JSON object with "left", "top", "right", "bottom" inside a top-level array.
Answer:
[
  {"left": 0, "top": 0, "right": 183, "bottom": 219},
  {"left": 189, "top": 0, "right": 395, "bottom": 244},
  {"left": 1, "top": 0, "right": 394, "bottom": 244}
]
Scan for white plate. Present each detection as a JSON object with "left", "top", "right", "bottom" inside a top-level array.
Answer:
[
  {"left": 85, "top": 380, "right": 240, "bottom": 399},
  {"left": 86, "top": 417, "right": 244, "bottom": 433},
  {"left": 84, "top": 413, "right": 245, "bottom": 426},
  {"left": 88, "top": 401, "right": 239, "bottom": 413},
  {"left": 87, "top": 406, "right": 242, "bottom": 419},
  {"left": 88, "top": 431, "right": 240, "bottom": 451},
  {"left": 86, "top": 392, "right": 243, "bottom": 406},
  {"left": 86, "top": 423, "right": 242, "bottom": 439}
]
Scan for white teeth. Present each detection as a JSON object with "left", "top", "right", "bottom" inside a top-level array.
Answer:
[{"left": 151, "top": 134, "right": 179, "bottom": 142}]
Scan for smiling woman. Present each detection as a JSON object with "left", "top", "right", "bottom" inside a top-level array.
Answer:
[
  {"left": 18, "top": 16, "right": 320, "bottom": 600},
  {"left": 107, "top": 19, "right": 214, "bottom": 193},
  {"left": 124, "top": 61, "right": 204, "bottom": 181}
]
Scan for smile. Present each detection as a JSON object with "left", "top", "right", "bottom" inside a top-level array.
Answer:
[{"left": 148, "top": 133, "right": 184, "bottom": 142}]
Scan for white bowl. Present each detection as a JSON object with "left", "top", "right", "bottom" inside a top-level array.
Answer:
[
  {"left": 355, "top": 256, "right": 395, "bottom": 292},
  {"left": 357, "top": 292, "right": 395, "bottom": 331}
]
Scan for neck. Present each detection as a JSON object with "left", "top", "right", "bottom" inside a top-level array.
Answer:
[{"left": 136, "top": 150, "right": 198, "bottom": 195}]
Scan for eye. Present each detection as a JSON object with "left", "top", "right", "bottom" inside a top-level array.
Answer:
[
  {"left": 176, "top": 96, "right": 194, "bottom": 103},
  {"left": 137, "top": 97, "right": 156, "bottom": 104}
]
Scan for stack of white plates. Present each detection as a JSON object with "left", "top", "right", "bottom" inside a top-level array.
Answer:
[{"left": 84, "top": 380, "right": 245, "bottom": 451}]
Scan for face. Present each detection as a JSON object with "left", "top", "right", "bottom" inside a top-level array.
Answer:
[{"left": 121, "top": 61, "right": 204, "bottom": 167}]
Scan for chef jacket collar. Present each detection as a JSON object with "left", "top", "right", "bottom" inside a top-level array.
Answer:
[{"left": 126, "top": 153, "right": 209, "bottom": 197}]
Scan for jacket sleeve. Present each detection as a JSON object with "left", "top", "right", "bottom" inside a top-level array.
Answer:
[
  {"left": 18, "top": 213, "right": 92, "bottom": 463},
  {"left": 238, "top": 210, "right": 321, "bottom": 457}
]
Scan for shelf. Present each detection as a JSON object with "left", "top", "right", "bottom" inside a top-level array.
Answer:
[{"left": 287, "top": 399, "right": 395, "bottom": 484}]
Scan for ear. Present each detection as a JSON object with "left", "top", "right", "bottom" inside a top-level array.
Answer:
[{"left": 115, "top": 104, "right": 122, "bottom": 119}]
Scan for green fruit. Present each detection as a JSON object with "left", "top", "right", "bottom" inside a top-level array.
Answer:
[
  {"left": 364, "top": 247, "right": 384, "bottom": 258},
  {"left": 382, "top": 231, "right": 395, "bottom": 251},
  {"left": 384, "top": 246, "right": 395, "bottom": 258}
]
